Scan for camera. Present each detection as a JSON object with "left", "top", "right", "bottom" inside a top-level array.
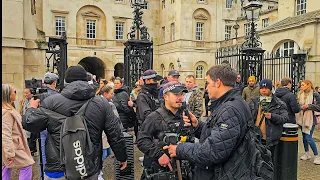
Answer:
[{"left": 25, "top": 78, "right": 48, "bottom": 99}]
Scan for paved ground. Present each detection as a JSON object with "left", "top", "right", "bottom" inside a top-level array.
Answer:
[{"left": 12, "top": 126, "right": 320, "bottom": 180}]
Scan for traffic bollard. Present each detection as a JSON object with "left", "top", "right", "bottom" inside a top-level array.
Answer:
[{"left": 274, "top": 123, "right": 299, "bottom": 180}]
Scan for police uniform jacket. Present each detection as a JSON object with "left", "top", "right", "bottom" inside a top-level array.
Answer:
[{"left": 137, "top": 106, "right": 182, "bottom": 167}]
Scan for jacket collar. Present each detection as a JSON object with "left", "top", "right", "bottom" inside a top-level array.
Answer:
[{"left": 210, "top": 88, "right": 240, "bottom": 111}]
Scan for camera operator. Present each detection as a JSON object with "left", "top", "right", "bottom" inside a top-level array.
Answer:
[
  {"left": 137, "top": 81, "right": 188, "bottom": 180},
  {"left": 38, "top": 72, "right": 59, "bottom": 101}
]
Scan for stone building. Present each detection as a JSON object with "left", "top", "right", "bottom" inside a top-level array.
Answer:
[{"left": 2, "top": 0, "right": 320, "bottom": 105}]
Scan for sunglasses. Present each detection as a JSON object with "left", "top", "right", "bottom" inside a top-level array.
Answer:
[{"left": 14, "top": 90, "right": 17, "bottom": 94}]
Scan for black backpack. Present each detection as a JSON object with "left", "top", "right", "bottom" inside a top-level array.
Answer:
[
  {"left": 215, "top": 102, "right": 274, "bottom": 180},
  {"left": 40, "top": 98, "right": 96, "bottom": 179}
]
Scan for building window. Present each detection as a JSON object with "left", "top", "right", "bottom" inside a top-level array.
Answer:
[
  {"left": 196, "top": 65, "right": 204, "bottom": 79},
  {"left": 171, "top": 0, "right": 175, "bottom": 3},
  {"left": 225, "top": 25, "right": 231, "bottom": 40},
  {"left": 275, "top": 41, "right": 300, "bottom": 57},
  {"left": 115, "top": 0, "right": 124, "bottom": 2},
  {"left": 142, "top": 3, "right": 148, "bottom": 9},
  {"left": 171, "top": 23, "right": 175, "bottom": 41},
  {"left": 162, "top": 26, "right": 166, "bottom": 43},
  {"left": 296, "top": 0, "right": 306, "bottom": 15},
  {"left": 169, "top": 63, "right": 174, "bottom": 70},
  {"left": 262, "top": 18, "right": 269, "bottom": 28},
  {"left": 116, "top": 22, "right": 124, "bottom": 40},
  {"left": 86, "top": 20, "right": 96, "bottom": 39},
  {"left": 244, "top": 23, "right": 250, "bottom": 37},
  {"left": 162, "top": 0, "right": 165, "bottom": 9},
  {"left": 226, "top": 0, "right": 232, "bottom": 8},
  {"left": 55, "top": 16, "right": 66, "bottom": 36},
  {"left": 198, "top": 0, "right": 205, "bottom": 2},
  {"left": 268, "top": 6, "right": 274, "bottom": 10},
  {"left": 196, "top": 22, "right": 204, "bottom": 40}
]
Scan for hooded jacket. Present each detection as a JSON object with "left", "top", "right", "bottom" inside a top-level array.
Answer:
[
  {"left": 274, "top": 87, "right": 300, "bottom": 123},
  {"left": 22, "top": 81, "right": 127, "bottom": 176},
  {"left": 113, "top": 86, "right": 133, "bottom": 129}
]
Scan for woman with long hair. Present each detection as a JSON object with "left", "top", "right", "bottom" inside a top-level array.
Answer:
[
  {"left": 296, "top": 80, "right": 320, "bottom": 165},
  {"left": 96, "top": 78, "right": 108, "bottom": 95},
  {"left": 2, "top": 84, "right": 34, "bottom": 179}
]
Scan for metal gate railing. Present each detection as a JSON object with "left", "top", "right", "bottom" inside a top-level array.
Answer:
[{"left": 215, "top": 46, "right": 306, "bottom": 94}]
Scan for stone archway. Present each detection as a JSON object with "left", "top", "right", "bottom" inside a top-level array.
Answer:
[
  {"left": 114, "top": 63, "right": 124, "bottom": 78},
  {"left": 78, "top": 56, "right": 105, "bottom": 80}
]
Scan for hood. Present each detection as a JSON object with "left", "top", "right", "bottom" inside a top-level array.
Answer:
[
  {"left": 61, "top": 81, "right": 95, "bottom": 101},
  {"left": 274, "top": 87, "right": 291, "bottom": 98}
]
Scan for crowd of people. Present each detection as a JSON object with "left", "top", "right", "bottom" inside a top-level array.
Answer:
[{"left": 2, "top": 64, "right": 320, "bottom": 180}]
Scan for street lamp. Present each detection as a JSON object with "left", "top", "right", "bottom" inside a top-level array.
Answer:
[
  {"left": 242, "top": 0, "right": 263, "bottom": 48},
  {"left": 240, "top": 0, "right": 265, "bottom": 85}
]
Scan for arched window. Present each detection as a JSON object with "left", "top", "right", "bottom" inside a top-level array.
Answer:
[
  {"left": 160, "top": 64, "right": 165, "bottom": 76},
  {"left": 196, "top": 65, "right": 204, "bottom": 79},
  {"left": 274, "top": 40, "right": 300, "bottom": 57},
  {"left": 169, "top": 63, "right": 175, "bottom": 70}
]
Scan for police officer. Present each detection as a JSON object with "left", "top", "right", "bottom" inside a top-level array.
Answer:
[
  {"left": 136, "top": 70, "right": 163, "bottom": 125},
  {"left": 137, "top": 81, "right": 188, "bottom": 180}
]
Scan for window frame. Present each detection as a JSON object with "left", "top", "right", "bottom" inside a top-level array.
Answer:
[
  {"left": 244, "top": 23, "right": 251, "bottom": 37},
  {"left": 162, "top": 0, "right": 166, "bottom": 9},
  {"left": 262, "top": 18, "right": 269, "bottom": 28},
  {"left": 225, "top": 25, "right": 232, "bottom": 40},
  {"left": 115, "top": 22, "right": 125, "bottom": 40},
  {"left": 296, "top": 0, "right": 306, "bottom": 15},
  {"left": 196, "top": 22, "right": 204, "bottom": 41},
  {"left": 195, "top": 65, "right": 204, "bottom": 79},
  {"left": 275, "top": 40, "right": 300, "bottom": 57},
  {"left": 226, "top": 0, "right": 232, "bottom": 9},
  {"left": 162, "top": 26, "right": 166, "bottom": 43},
  {"left": 86, "top": 20, "right": 97, "bottom": 39},
  {"left": 171, "top": 23, "right": 175, "bottom": 41},
  {"left": 55, "top": 16, "right": 66, "bottom": 36}
]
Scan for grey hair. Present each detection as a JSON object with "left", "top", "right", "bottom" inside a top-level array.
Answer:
[{"left": 2, "top": 84, "right": 13, "bottom": 106}]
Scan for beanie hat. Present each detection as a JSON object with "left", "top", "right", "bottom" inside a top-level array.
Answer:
[
  {"left": 259, "top": 79, "right": 273, "bottom": 91},
  {"left": 248, "top": 76, "right": 256, "bottom": 82},
  {"left": 65, "top": 66, "right": 88, "bottom": 83}
]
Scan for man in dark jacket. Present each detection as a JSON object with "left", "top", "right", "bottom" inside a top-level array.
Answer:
[
  {"left": 137, "top": 81, "right": 188, "bottom": 179},
  {"left": 113, "top": 77, "right": 135, "bottom": 130},
  {"left": 23, "top": 66, "right": 127, "bottom": 179},
  {"left": 164, "top": 65, "right": 249, "bottom": 180},
  {"left": 249, "top": 79, "right": 288, "bottom": 158},
  {"left": 234, "top": 73, "right": 245, "bottom": 94},
  {"left": 136, "top": 69, "right": 162, "bottom": 125},
  {"left": 274, "top": 77, "right": 300, "bottom": 123}
]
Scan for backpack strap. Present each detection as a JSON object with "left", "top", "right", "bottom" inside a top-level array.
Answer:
[{"left": 75, "top": 97, "right": 95, "bottom": 116}]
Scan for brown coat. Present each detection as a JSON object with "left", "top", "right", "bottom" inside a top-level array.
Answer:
[{"left": 2, "top": 108, "right": 35, "bottom": 168}]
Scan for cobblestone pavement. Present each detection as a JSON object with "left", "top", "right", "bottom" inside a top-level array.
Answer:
[{"left": 12, "top": 126, "right": 320, "bottom": 180}]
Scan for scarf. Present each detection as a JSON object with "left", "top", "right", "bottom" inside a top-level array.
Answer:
[
  {"left": 296, "top": 91, "right": 314, "bottom": 134},
  {"left": 255, "top": 106, "right": 266, "bottom": 140}
]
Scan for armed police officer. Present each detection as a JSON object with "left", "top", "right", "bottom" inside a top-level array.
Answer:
[
  {"left": 137, "top": 81, "right": 188, "bottom": 180},
  {"left": 136, "top": 70, "right": 163, "bottom": 125},
  {"left": 164, "top": 65, "right": 251, "bottom": 180}
]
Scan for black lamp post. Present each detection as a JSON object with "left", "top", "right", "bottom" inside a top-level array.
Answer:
[
  {"left": 240, "top": 0, "right": 265, "bottom": 85},
  {"left": 124, "top": 0, "right": 153, "bottom": 90},
  {"left": 177, "top": 58, "right": 182, "bottom": 69}
]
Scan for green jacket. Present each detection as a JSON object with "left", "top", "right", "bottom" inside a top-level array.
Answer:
[
  {"left": 242, "top": 84, "right": 260, "bottom": 103},
  {"left": 188, "top": 86, "right": 204, "bottom": 119}
]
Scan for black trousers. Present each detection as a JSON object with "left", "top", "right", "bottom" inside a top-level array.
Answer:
[{"left": 27, "top": 132, "right": 38, "bottom": 153}]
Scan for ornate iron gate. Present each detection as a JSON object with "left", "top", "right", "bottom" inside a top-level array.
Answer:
[
  {"left": 45, "top": 33, "right": 68, "bottom": 91},
  {"left": 124, "top": 1, "right": 153, "bottom": 90},
  {"left": 215, "top": 46, "right": 306, "bottom": 93}
]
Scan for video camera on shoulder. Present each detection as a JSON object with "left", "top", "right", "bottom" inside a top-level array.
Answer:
[{"left": 25, "top": 78, "right": 48, "bottom": 99}]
